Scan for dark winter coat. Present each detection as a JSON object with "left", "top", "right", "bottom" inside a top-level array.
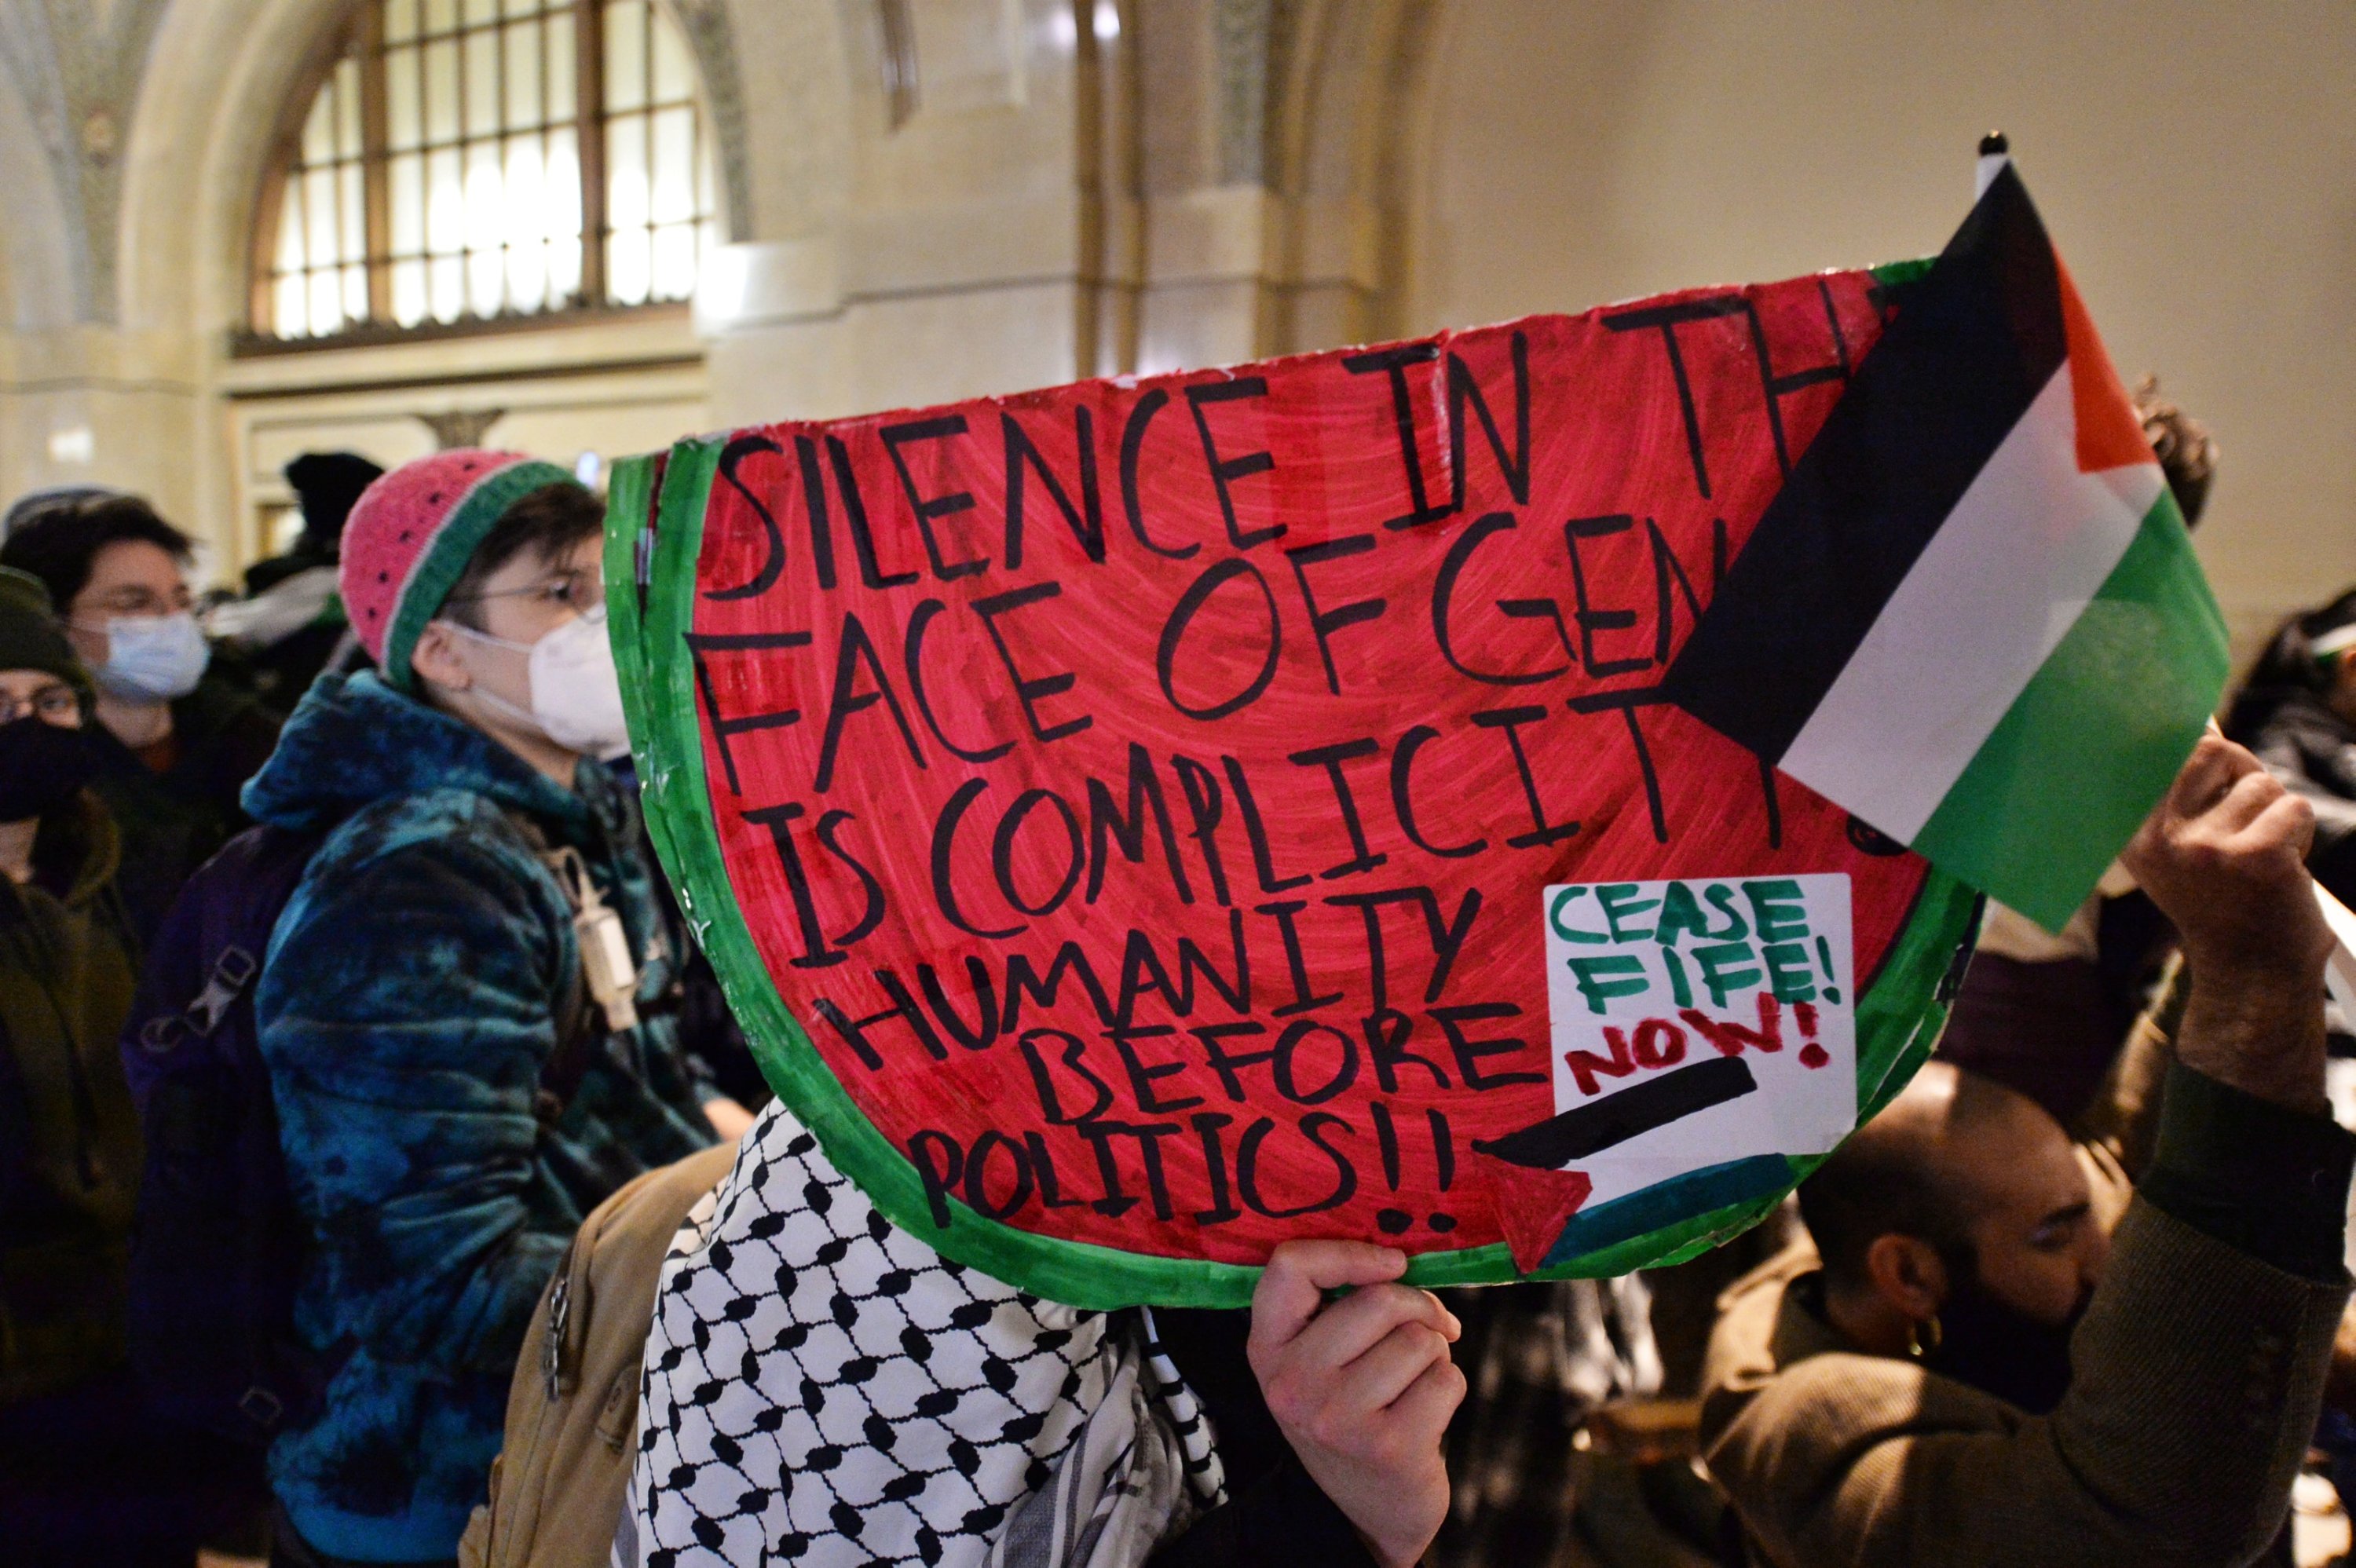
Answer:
[
  {"left": 89, "top": 674, "right": 282, "bottom": 945},
  {"left": 243, "top": 671, "right": 714, "bottom": 1563},
  {"left": 0, "top": 790, "right": 143, "bottom": 1406}
]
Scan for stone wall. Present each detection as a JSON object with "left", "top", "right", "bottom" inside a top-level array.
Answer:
[{"left": 0, "top": 0, "right": 2343, "bottom": 667}]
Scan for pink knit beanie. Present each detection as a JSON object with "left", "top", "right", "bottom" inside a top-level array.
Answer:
[{"left": 340, "top": 448, "right": 576, "bottom": 689}]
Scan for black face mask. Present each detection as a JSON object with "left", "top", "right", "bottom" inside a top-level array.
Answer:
[
  {"left": 1920, "top": 1267, "right": 2090, "bottom": 1416},
  {"left": 0, "top": 715, "right": 101, "bottom": 823}
]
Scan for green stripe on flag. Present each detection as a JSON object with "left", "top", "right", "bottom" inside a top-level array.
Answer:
[{"left": 1910, "top": 490, "right": 2228, "bottom": 931}]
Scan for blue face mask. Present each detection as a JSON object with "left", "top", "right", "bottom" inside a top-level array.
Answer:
[{"left": 82, "top": 612, "right": 210, "bottom": 703}]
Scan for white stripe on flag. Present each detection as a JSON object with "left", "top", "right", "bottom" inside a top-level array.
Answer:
[{"left": 1778, "top": 363, "right": 2164, "bottom": 839}]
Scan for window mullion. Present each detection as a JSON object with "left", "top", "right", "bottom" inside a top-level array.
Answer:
[
  {"left": 576, "top": 0, "right": 608, "bottom": 308},
  {"left": 357, "top": 5, "right": 393, "bottom": 323}
]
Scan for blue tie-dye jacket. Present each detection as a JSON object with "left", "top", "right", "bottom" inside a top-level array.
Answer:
[{"left": 243, "top": 672, "right": 715, "bottom": 1562}]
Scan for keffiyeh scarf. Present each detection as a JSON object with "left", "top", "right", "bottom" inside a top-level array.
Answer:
[{"left": 624, "top": 1106, "right": 1224, "bottom": 1568}]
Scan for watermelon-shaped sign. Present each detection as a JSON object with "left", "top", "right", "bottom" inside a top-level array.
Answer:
[{"left": 609, "top": 255, "right": 1981, "bottom": 1310}]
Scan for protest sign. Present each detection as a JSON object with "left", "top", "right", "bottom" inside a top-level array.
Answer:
[
  {"left": 609, "top": 259, "right": 1981, "bottom": 1308},
  {"left": 1520, "top": 875, "right": 1857, "bottom": 1261}
]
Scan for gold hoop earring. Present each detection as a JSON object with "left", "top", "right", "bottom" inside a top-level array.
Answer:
[{"left": 1907, "top": 1314, "right": 1944, "bottom": 1359}]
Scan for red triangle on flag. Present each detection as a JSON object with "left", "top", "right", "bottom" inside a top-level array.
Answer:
[
  {"left": 2055, "top": 254, "right": 2157, "bottom": 477},
  {"left": 1480, "top": 1160, "right": 1594, "bottom": 1274}
]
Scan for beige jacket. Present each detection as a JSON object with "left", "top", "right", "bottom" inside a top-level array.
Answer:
[{"left": 1700, "top": 1062, "right": 2343, "bottom": 1568}]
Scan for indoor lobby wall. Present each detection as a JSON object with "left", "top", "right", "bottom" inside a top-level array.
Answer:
[
  {"left": 1404, "top": 0, "right": 2356, "bottom": 665},
  {"left": 3, "top": 0, "right": 2345, "bottom": 652}
]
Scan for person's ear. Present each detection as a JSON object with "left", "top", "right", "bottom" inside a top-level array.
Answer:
[
  {"left": 408, "top": 620, "right": 472, "bottom": 693},
  {"left": 1862, "top": 1233, "right": 1951, "bottom": 1323}
]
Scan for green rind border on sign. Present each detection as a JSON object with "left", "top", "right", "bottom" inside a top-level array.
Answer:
[
  {"left": 1870, "top": 256, "right": 1937, "bottom": 289},
  {"left": 607, "top": 453, "right": 693, "bottom": 914},
  {"left": 609, "top": 424, "right": 1979, "bottom": 1310}
]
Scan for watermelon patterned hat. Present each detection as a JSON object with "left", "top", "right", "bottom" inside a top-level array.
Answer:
[{"left": 339, "top": 448, "right": 576, "bottom": 689}]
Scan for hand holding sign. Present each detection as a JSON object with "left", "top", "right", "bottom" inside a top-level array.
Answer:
[{"left": 1247, "top": 1241, "right": 1465, "bottom": 1568}]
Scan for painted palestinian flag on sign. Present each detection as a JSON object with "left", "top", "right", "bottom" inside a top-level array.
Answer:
[
  {"left": 1660, "top": 164, "right": 2230, "bottom": 931},
  {"left": 598, "top": 176, "right": 2201, "bottom": 1309}
]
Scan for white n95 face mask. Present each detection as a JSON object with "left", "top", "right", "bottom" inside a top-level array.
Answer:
[
  {"left": 449, "top": 606, "right": 632, "bottom": 760},
  {"left": 81, "top": 612, "right": 211, "bottom": 703}
]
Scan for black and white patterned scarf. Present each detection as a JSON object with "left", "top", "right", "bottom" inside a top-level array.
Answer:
[{"left": 623, "top": 1105, "right": 1224, "bottom": 1568}]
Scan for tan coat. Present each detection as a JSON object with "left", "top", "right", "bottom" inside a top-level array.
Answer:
[{"left": 1701, "top": 1179, "right": 2343, "bottom": 1566}]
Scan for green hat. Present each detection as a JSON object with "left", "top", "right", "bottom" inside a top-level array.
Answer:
[{"left": 0, "top": 565, "right": 93, "bottom": 711}]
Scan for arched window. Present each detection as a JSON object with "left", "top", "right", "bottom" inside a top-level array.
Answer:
[{"left": 257, "top": 0, "right": 718, "bottom": 342}]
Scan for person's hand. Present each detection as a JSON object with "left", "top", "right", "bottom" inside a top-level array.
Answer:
[
  {"left": 1246, "top": 1241, "right": 1465, "bottom": 1568},
  {"left": 702, "top": 1095, "right": 756, "bottom": 1142},
  {"left": 2120, "top": 732, "right": 2331, "bottom": 1112}
]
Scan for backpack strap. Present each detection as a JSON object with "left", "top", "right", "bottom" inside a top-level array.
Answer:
[
  {"left": 495, "top": 810, "right": 613, "bottom": 1128},
  {"left": 134, "top": 942, "right": 258, "bottom": 1055},
  {"left": 536, "top": 957, "right": 600, "bottom": 1128},
  {"left": 133, "top": 825, "right": 329, "bottom": 1062}
]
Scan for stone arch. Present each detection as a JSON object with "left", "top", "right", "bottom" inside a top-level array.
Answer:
[
  {"left": 667, "top": 0, "right": 755, "bottom": 243},
  {"left": 118, "top": 0, "right": 363, "bottom": 336}
]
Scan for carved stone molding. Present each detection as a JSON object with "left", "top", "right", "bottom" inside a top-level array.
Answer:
[
  {"left": 0, "top": 0, "right": 169, "bottom": 322},
  {"left": 671, "top": 0, "right": 754, "bottom": 240},
  {"left": 1213, "top": 0, "right": 1271, "bottom": 184},
  {"left": 415, "top": 408, "right": 507, "bottom": 449}
]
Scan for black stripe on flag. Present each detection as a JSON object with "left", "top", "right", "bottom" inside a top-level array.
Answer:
[
  {"left": 1658, "top": 164, "right": 2067, "bottom": 762},
  {"left": 1472, "top": 1055, "right": 1758, "bottom": 1169}
]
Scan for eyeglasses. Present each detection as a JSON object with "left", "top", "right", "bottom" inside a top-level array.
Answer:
[
  {"left": 0, "top": 685, "right": 83, "bottom": 725},
  {"left": 76, "top": 587, "right": 193, "bottom": 618},
  {"left": 445, "top": 568, "right": 605, "bottom": 615}
]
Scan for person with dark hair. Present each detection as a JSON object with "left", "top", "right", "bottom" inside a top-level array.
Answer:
[
  {"left": 1783, "top": 1062, "right": 2110, "bottom": 1415},
  {"left": 0, "top": 565, "right": 168, "bottom": 1566},
  {"left": 240, "top": 451, "right": 744, "bottom": 1566},
  {"left": 1700, "top": 733, "right": 2351, "bottom": 1566},
  {"left": 1, "top": 483, "right": 119, "bottom": 543},
  {"left": 2222, "top": 585, "right": 2356, "bottom": 908},
  {"left": 1, "top": 494, "right": 282, "bottom": 942},
  {"left": 247, "top": 451, "right": 383, "bottom": 595},
  {"left": 212, "top": 451, "right": 386, "bottom": 705},
  {"left": 0, "top": 565, "right": 258, "bottom": 1566}
]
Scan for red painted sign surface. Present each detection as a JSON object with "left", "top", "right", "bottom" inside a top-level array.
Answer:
[{"left": 673, "top": 269, "right": 1934, "bottom": 1269}]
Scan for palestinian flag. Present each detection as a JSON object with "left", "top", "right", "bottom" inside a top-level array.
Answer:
[{"left": 1660, "top": 162, "right": 2229, "bottom": 931}]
